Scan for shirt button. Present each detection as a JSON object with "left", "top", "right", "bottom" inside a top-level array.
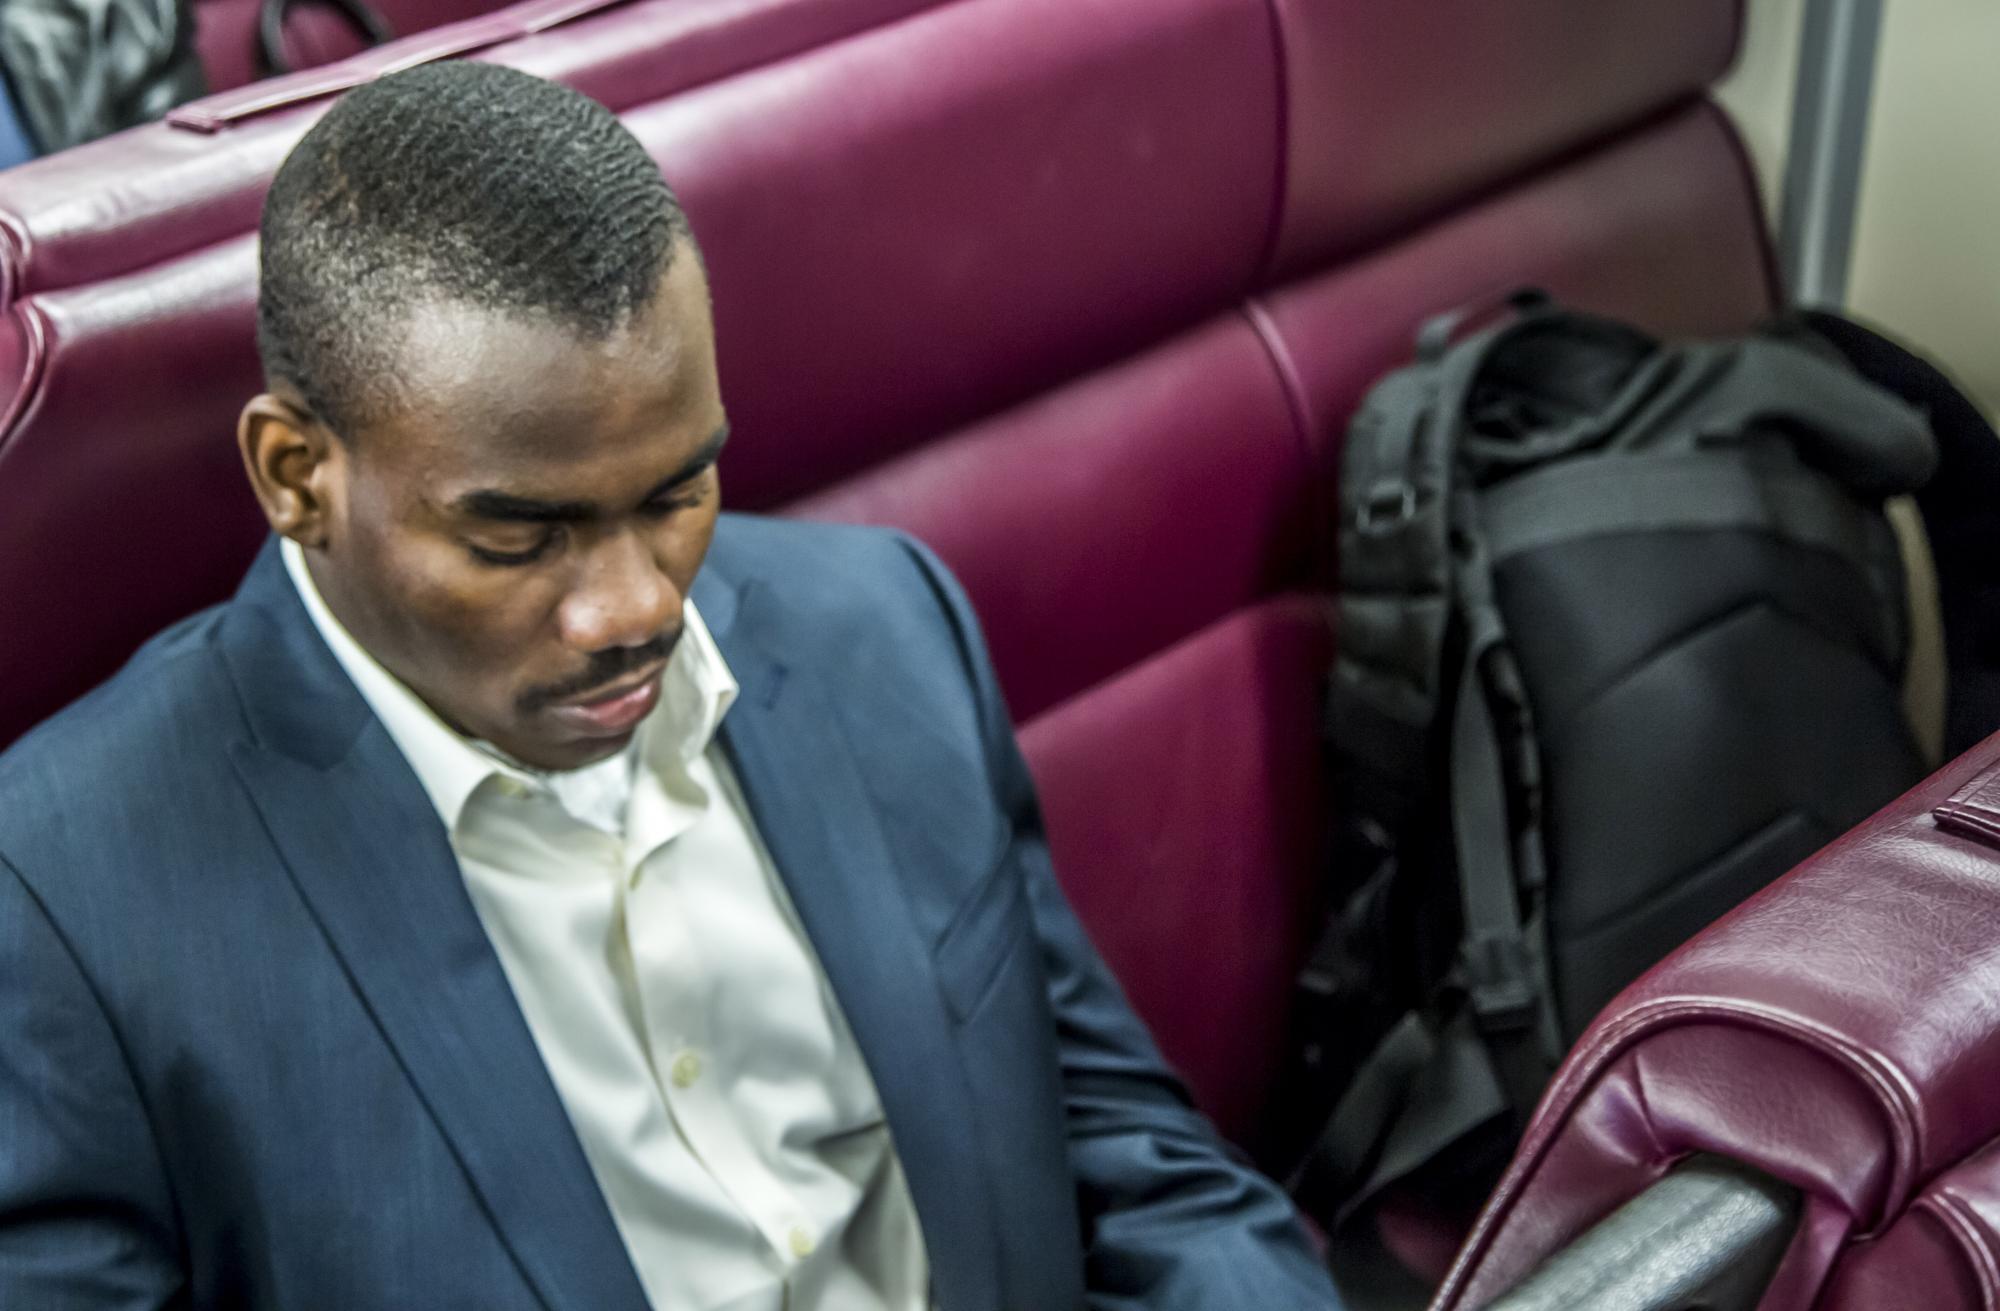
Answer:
[
  {"left": 788, "top": 1226, "right": 816, "bottom": 1259},
  {"left": 670, "top": 1050, "right": 703, "bottom": 1089},
  {"left": 495, "top": 776, "right": 530, "bottom": 800}
]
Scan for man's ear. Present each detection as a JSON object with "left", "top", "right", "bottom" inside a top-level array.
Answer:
[{"left": 238, "top": 393, "right": 342, "bottom": 547}]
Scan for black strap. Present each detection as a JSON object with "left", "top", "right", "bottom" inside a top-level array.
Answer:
[
  {"left": 1350, "top": 1009, "right": 1511, "bottom": 1221},
  {"left": 1294, "top": 1006, "right": 1515, "bottom": 1231},
  {"left": 1288, "top": 1011, "right": 1433, "bottom": 1220},
  {"left": 1445, "top": 498, "right": 1558, "bottom": 1112},
  {"left": 1332, "top": 298, "right": 1560, "bottom": 809}
]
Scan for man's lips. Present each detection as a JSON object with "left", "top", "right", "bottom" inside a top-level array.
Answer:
[{"left": 544, "top": 664, "right": 665, "bottom": 736}]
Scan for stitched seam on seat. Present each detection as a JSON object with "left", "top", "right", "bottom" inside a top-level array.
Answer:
[
  {"left": 1920, "top": 1193, "right": 2000, "bottom": 1310},
  {"left": 1699, "top": 96, "right": 1786, "bottom": 312},
  {"left": 0, "top": 209, "right": 27, "bottom": 309},
  {"left": 1239, "top": 300, "right": 1331, "bottom": 579},
  {"left": 0, "top": 298, "right": 49, "bottom": 464},
  {"left": 1248, "top": 0, "right": 1291, "bottom": 282}
]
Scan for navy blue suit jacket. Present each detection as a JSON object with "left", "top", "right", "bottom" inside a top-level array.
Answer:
[{"left": 0, "top": 515, "right": 1339, "bottom": 1309}]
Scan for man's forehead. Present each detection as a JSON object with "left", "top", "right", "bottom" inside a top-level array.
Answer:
[
  {"left": 392, "top": 300, "right": 685, "bottom": 397},
  {"left": 362, "top": 272, "right": 718, "bottom": 458},
  {"left": 383, "top": 253, "right": 708, "bottom": 393}
]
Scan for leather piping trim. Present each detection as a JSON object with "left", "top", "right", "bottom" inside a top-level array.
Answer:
[
  {"left": 1238, "top": 299, "right": 1331, "bottom": 581},
  {"left": 0, "top": 210, "right": 27, "bottom": 310},
  {"left": 0, "top": 299, "right": 50, "bottom": 462},
  {"left": 1700, "top": 95, "right": 1788, "bottom": 311},
  {"left": 1934, "top": 801, "right": 2000, "bottom": 848},
  {"left": 1248, "top": 0, "right": 1290, "bottom": 285},
  {"left": 1930, "top": 761, "right": 2000, "bottom": 847},
  {"left": 1919, "top": 1191, "right": 2000, "bottom": 1311},
  {"left": 1434, "top": 995, "right": 1925, "bottom": 1309}
]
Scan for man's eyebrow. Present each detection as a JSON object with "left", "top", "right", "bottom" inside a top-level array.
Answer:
[
  {"left": 455, "top": 489, "right": 597, "bottom": 524},
  {"left": 640, "top": 424, "right": 730, "bottom": 502},
  {"left": 453, "top": 424, "right": 730, "bottom": 524}
]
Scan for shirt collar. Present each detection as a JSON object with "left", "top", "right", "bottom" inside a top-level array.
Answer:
[
  {"left": 280, "top": 537, "right": 738, "bottom": 834},
  {"left": 646, "top": 588, "right": 738, "bottom": 774}
]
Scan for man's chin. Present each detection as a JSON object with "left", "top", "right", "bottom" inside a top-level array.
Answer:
[{"left": 494, "top": 722, "right": 640, "bottom": 773}]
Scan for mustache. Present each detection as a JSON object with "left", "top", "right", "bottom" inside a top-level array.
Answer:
[{"left": 518, "top": 630, "right": 679, "bottom": 714}]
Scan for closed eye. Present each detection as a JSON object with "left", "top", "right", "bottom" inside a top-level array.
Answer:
[{"left": 468, "top": 531, "right": 559, "bottom": 567}]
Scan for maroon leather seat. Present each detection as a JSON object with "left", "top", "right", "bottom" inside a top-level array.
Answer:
[
  {"left": 0, "top": 0, "right": 1769, "bottom": 1166},
  {"left": 1433, "top": 737, "right": 2000, "bottom": 1308}
]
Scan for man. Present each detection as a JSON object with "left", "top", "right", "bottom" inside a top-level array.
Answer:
[{"left": 0, "top": 63, "right": 1341, "bottom": 1310}]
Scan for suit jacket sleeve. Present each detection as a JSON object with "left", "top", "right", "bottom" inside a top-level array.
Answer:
[
  {"left": 0, "top": 852, "right": 185, "bottom": 1310},
  {"left": 889, "top": 536, "right": 1343, "bottom": 1310}
]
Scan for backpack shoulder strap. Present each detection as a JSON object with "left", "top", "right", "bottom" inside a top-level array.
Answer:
[{"left": 1329, "top": 300, "right": 1553, "bottom": 820}]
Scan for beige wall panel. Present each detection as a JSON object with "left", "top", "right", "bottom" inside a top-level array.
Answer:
[{"left": 1848, "top": 3, "right": 2000, "bottom": 423}]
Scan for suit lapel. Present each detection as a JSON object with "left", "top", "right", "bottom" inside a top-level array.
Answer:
[
  {"left": 698, "top": 565, "right": 1004, "bottom": 1311},
  {"left": 219, "top": 542, "right": 651, "bottom": 1311}
]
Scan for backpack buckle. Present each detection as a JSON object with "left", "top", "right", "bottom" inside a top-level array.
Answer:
[
  {"left": 1462, "top": 931, "right": 1536, "bottom": 1035},
  {"left": 1356, "top": 480, "right": 1416, "bottom": 535}
]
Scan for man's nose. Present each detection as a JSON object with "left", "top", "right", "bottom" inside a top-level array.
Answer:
[{"left": 556, "top": 530, "right": 680, "bottom": 653}]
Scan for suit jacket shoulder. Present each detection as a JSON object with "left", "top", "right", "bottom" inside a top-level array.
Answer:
[
  {"left": 704, "top": 515, "right": 977, "bottom": 674},
  {"left": 702, "top": 513, "right": 1011, "bottom": 809},
  {"left": 0, "top": 600, "right": 243, "bottom": 858}
]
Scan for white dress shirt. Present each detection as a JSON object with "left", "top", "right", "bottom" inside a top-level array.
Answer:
[{"left": 281, "top": 539, "right": 932, "bottom": 1311}]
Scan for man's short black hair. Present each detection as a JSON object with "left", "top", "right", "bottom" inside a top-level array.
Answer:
[{"left": 257, "top": 61, "right": 692, "bottom": 437}]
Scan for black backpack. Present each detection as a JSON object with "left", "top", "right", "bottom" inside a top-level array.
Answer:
[{"left": 1286, "top": 291, "right": 1938, "bottom": 1231}]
